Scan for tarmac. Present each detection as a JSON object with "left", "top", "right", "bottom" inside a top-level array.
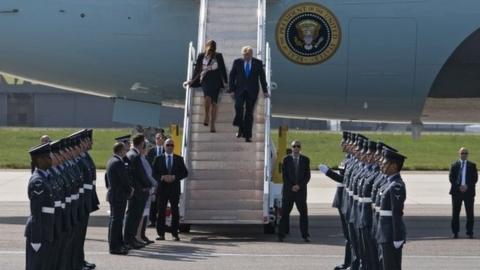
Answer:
[{"left": 0, "top": 170, "right": 479, "bottom": 270}]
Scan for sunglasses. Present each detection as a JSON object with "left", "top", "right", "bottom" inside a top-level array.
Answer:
[
  {"left": 166, "top": 144, "right": 174, "bottom": 147},
  {"left": 292, "top": 145, "right": 301, "bottom": 148},
  {"left": 461, "top": 152, "right": 468, "bottom": 155}
]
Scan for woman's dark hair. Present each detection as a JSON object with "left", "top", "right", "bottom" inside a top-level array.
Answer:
[{"left": 205, "top": 40, "right": 217, "bottom": 56}]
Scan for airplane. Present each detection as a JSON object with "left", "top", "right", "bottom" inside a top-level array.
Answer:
[{"left": 0, "top": 0, "right": 480, "bottom": 127}]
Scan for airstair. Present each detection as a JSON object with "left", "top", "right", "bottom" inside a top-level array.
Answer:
[{"left": 180, "top": 0, "right": 277, "bottom": 227}]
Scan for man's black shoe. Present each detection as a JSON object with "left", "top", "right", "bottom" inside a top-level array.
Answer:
[
  {"left": 142, "top": 237, "right": 154, "bottom": 244},
  {"left": 84, "top": 261, "right": 96, "bottom": 269},
  {"left": 156, "top": 235, "right": 165, "bottom": 241},
  {"left": 173, "top": 235, "right": 180, "bottom": 241},
  {"left": 245, "top": 138, "right": 252, "bottom": 142},
  {"left": 126, "top": 241, "right": 144, "bottom": 249},
  {"left": 147, "top": 223, "right": 156, "bottom": 228},
  {"left": 467, "top": 234, "right": 474, "bottom": 239},
  {"left": 110, "top": 248, "right": 128, "bottom": 255},
  {"left": 452, "top": 233, "right": 458, "bottom": 239},
  {"left": 303, "top": 237, "right": 311, "bottom": 243},
  {"left": 278, "top": 235, "right": 284, "bottom": 242},
  {"left": 334, "top": 264, "right": 349, "bottom": 270}
]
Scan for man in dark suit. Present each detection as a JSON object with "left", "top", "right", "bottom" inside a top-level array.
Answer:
[
  {"left": 228, "top": 45, "right": 269, "bottom": 142},
  {"left": 106, "top": 143, "right": 132, "bottom": 255},
  {"left": 146, "top": 132, "right": 165, "bottom": 227},
  {"left": 147, "top": 132, "right": 165, "bottom": 165},
  {"left": 278, "top": 140, "right": 311, "bottom": 242},
  {"left": 124, "top": 134, "right": 152, "bottom": 249},
  {"left": 449, "top": 147, "right": 478, "bottom": 239},
  {"left": 152, "top": 139, "right": 188, "bottom": 241}
]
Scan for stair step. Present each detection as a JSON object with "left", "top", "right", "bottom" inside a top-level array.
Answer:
[
  {"left": 187, "top": 190, "right": 263, "bottom": 200},
  {"left": 208, "top": 2, "right": 258, "bottom": 10},
  {"left": 190, "top": 151, "right": 264, "bottom": 161},
  {"left": 185, "top": 199, "right": 263, "bottom": 210},
  {"left": 190, "top": 132, "right": 264, "bottom": 142},
  {"left": 190, "top": 169, "right": 264, "bottom": 180},
  {"left": 191, "top": 113, "right": 264, "bottom": 124},
  {"left": 186, "top": 179, "right": 262, "bottom": 190},
  {"left": 191, "top": 123, "right": 264, "bottom": 133},
  {"left": 190, "top": 160, "right": 264, "bottom": 170},
  {"left": 183, "top": 210, "right": 263, "bottom": 222},
  {"left": 189, "top": 142, "right": 264, "bottom": 152}
]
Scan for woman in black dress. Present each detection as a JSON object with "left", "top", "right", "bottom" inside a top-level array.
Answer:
[{"left": 188, "top": 40, "right": 227, "bottom": 132}]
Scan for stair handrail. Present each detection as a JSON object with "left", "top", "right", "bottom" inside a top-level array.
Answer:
[
  {"left": 197, "top": 0, "right": 208, "bottom": 54},
  {"left": 181, "top": 42, "right": 196, "bottom": 162},
  {"left": 256, "top": 0, "right": 267, "bottom": 59},
  {"left": 258, "top": 0, "right": 271, "bottom": 222}
]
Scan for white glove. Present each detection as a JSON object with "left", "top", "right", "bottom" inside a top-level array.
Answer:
[
  {"left": 31, "top": 243, "right": 41, "bottom": 252},
  {"left": 394, "top": 240, "right": 404, "bottom": 249},
  {"left": 319, "top": 164, "right": 329, "bottom": 174}
]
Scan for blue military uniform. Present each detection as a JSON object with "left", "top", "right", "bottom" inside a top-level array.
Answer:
[
  {"left": 25, "top": 144, "right": 55, "bottom": 270},
  {"left": 375, "top": 150, "right": 407, "bottom": 270}
]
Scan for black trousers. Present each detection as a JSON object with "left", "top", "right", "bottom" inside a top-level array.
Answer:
[
  {"left": 381, "top": 243, "right": 402, "bottom": 270},
  {"left": 360, "top": 227, "right": 379, "bottom": 270},
  {"left": 149, "top": 200, "right": 158, "bottom": 226},
  {"left": 74, "top": 213, "right": 90, "bottom": 267},
  {"left": 26, "top": 239, "right": 51, "bottom": 270},
  {"left": 124, "top": 191, "right": 148, "bottom": 243},
  {"left": 279, "top": 190, "right": 309, "bottom": 238},
  {"left": 348, "top": 222, "right": 360, "bottom": 270},
  {"left": 451, "top": 194, "right": 475, "bottom": 235},
  {"left": 338, "top": 209, "right": 352, "bottom": 267},
  {"left": 156, "top": 188, "right": 180, "bottom": 237},
  {"left": 108, "top": 199, "right": 127, "bottom": 250},
  {"left": 233, "top": 91, "right": 257, "bottom": 139}
]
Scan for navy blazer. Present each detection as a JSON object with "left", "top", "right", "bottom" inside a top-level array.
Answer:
[
  {"left": 449, "top": 160, "right": 478, "bottom": 197},
  {"left": 229, "top": 57, "right": 268, "bottom": 98},
  {"left": 106, "top": 156, "right": 132, "bottom": 203},
  {"left": 281, "top": 154, "right": 311, "bottom": 193},
  {"left": 191, "top": 52, "right": 228, "bottom": 89},
  {"left": 126, "top": 149, "right": 152, "bottom": 193}
]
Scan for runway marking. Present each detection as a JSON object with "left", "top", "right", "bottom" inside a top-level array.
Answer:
[{"left": 0, "top": 251, "right": 479, "bottom": 260}]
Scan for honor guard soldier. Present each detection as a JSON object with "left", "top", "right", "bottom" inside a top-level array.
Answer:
[
  {"left": 319, "top": 131, "right": 353, "bottom": 270},
  {"left": 25, "top": 143, "right": 55, "bottom": 270},
  {"left": 46, "top": 140, "right": 67, "bottom": 270},
  {"left": 376, "top": 149, "right": 407, "bottom": 270},
  {"left": 357, "top": 141, "right": 381, "bottom": 270},
  {"left": 347, "top": 134, "right": 368, "bottom": 270}
]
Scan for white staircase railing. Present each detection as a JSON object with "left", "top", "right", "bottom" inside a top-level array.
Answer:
[
  {"left": 257, "top": 0, "right": 272, "bottom": 222},
  {"left": 180, "top": 42, "right": 196, "bottom": 219},
  {"left": 263, "top": 42, "right": 272, "bottom": 222}
]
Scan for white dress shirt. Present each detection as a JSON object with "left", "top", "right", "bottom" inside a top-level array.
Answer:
[{"left": 460, "top": 160, "right": 467, "bottom": 186}]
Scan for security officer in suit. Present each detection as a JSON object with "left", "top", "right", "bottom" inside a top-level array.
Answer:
[
  {"left": 228, "top": 45, "right": 269, "bottom": 142},
  {"left": 449, "top": 147, "right": 478, "bottom": 239},
  {"left": 152, "top": 138, "right": 189, "bottom": 241},
  {"left": 106, "top": 142, "right": 132, "bottom": 255},
  {"left": 25, "top": 143, "right": 55, "bottom": 270},
  {"left": 146, "top": 132, "right": 165, "bottom": 227},
  {"left": 125, "top": 134, "right": 152, "bottom": 248},
  {"left": 376, "top": 149, "right": 407, "bottom": 270},
  {"left": 319, "top": 131, "right": 353, "bottom": 270},
  {"left": 278, "top": 140, "right": 311, "bottom": 242}
]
